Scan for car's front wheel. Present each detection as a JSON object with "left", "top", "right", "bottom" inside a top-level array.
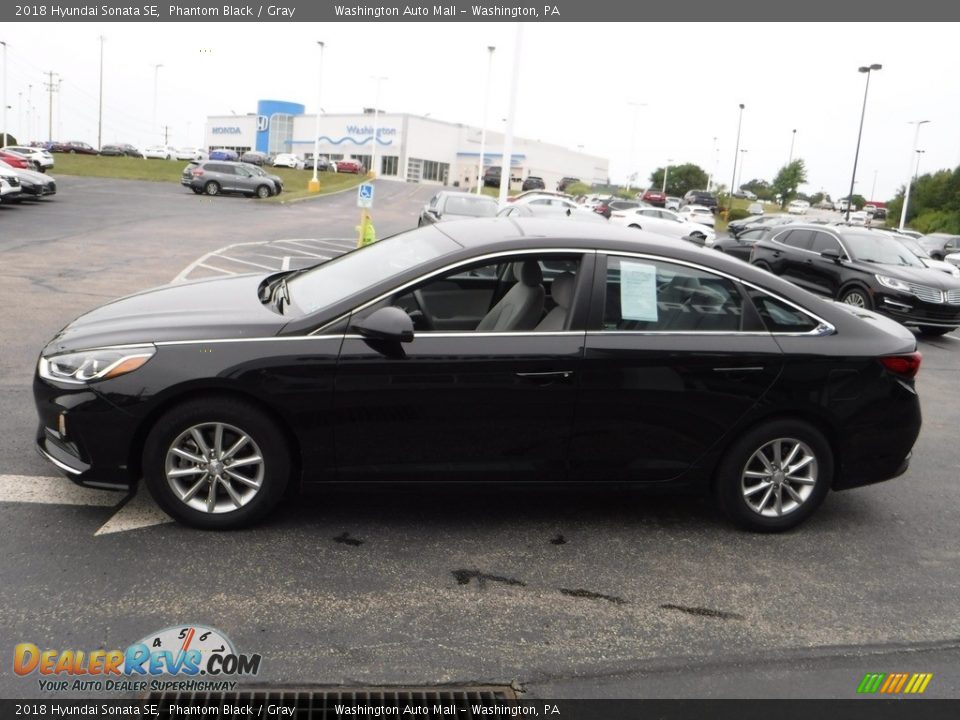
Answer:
[
  {"left": 255, "top": 184, "right": 272, "bottom": 199},
  {"left": 204, "top": 181, "right": 220, "bottom": 196},
  {"left": 715, "top": 419, "right": 832, "bottom": 532},
  {"left": 840, "top": 286, "right": 872, "bottom": 310},
  {"left": 143, "top": 398, "right": 290, "bottom": 529}
]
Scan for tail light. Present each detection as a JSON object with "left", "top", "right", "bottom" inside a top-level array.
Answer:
[{"left": 879, "top": 352, "right": 922, "bottom": 379}]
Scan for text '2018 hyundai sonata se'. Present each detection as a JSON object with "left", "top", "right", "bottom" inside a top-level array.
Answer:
[{"left": 34, "top": 219, "right": 922, "bottom": 531}]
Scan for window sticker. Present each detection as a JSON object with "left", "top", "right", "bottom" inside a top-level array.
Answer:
[{"left": 620, "top": 261, "right": 658, "bottom": 322}]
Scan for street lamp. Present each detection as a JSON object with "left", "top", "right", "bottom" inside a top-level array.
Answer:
[
  {"left": 309, "top": 41, "right": 325, "bottom": 192},
  {"left": 845, "top": 63, "right": 881, "bottom": 221},
  {"left": 729, "top": 103, "right": 744, "bottom": 213},
  {"left": 898, "top": 120, "right": 930, "bottom": 230},
  {"left": 625, "top": 101, "right": 647, "bottom": 192},
  {"left": 369, "top": 75, "right": 387, "bottom": 177},
  {"left": 152, "top": 63, "right": 164, "bottom": 144},
  {"left": 914, "top": 149, "right": 926, "bottom": 180},
  {"left": 737, "top": 149, "right": 748, "bottom": 194},
  {"left": 475, "top": 45, "right": 495, "bottom": 195},
  {"left": 661, "top": 158, "right": 673, "bottom": 193},
  {"left": 1, "top": 40, "right": 7, "bottom": 147},
  {"left": 788, "top": 128, "right": 797, "bottom": 165},
  {"left": 97, "top": 36, "right": 105, "bottom": 150}
]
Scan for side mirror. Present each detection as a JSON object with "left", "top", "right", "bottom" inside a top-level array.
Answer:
[
  {"left": 821, "top": 248, "right": 843, "bottom": 263},
  {"left": 352, "top": 307, "right": 414, "bottom": 343}
]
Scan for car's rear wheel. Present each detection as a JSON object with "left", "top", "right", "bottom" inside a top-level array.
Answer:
[
  {"left": 919, "top": 326, "right": 954, "bottom": 336},
  {"left": 840, "top": 286, "right": 872, "bottom": 310},
  {"left": 255, "top": 185, "right": 272, "bottom": 199},
  {"left": 204, "top": 181, "right": 220, "bottom": 196},
  {"left": 143, "top": 398, "right": 290, "bottom": 529},
  {"left": 715, "top": 419, "right": 832, "bottom": 532},
  {"left": 628, "top": 223, "right": 642, "bottom": 230},
  {"left": 752, "top": 260, "right": 772, "bottom": 271}
]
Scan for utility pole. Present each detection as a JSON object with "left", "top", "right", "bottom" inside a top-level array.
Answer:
[
  {"left": 163, "top": 125, "right": 170, "bottom": 144},
  {"left": 44, "top": 70, "right": 59, "bottom": 142},
  {"left": 98, "top": 36, "right": 105, "bottom": 149},
  {"left": 1, "top": 41, "right": 8, "bottom": 147}
]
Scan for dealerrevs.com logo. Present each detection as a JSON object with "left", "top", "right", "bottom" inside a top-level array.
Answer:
[{"left": 14, "top": 625, "right": 261, "bottom": 693}]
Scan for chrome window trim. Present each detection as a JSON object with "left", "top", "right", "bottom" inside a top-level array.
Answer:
[
  {"left": 343, "top": 331, "right": 586, "bottom": 340},
  {"left": 771, "top": 227, "right": 850, "bottom": 259},
  {"left": 311, "top": 247, "right": 597, "bottom": 336},
  {"left": 154, "top": 335, "right": 344, "bottom": 347},
  {"left": 600, "top": 250, "right": 836, "bottom": 337}
]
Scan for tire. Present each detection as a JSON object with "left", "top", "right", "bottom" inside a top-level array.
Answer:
[
  {"left": 689, "top": 231, "right": 706, "bottom": 239},
  {"left": 628, "top": 223, "right": 642, "bottom": 230},
  {"left": 191, "top": 187, "right": 203, "bottom": 195},
  {"left": 931, "top": 253, "right": 944, "bottom": 261},
  {"left": 839, "top": 286, "right": 872, "bottom": 310},
  {"left": 715, "top": 419, "right": 832, "bottom": 532},
  {"left": 69, "top": 149, "right": 76, "bottom": 154},
  {"left": 752, "top": 260, "right": 772, "bottom": 272},
  {"left": 919, "top": 326, "right": 954, "bottom": 337},
  {"left": 255, "top": 185, "right": 271, "bottom": 199},
  {"left": 204, "top": 181, "right": 220, "bottom": 196},
  {"left": 142, "top": 397, "right": 291, "bottom": 529}
]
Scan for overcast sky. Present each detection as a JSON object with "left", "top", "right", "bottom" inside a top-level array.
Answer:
[{"left": 4, "top": 22, "right": 958, "bottom": 200}]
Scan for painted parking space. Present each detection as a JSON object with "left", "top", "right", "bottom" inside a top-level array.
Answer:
[{"left": 174, "top": 237, "right": 356, "bottom": 283}]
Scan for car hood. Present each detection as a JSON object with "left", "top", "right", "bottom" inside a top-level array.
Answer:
[
  {"left": 920, "top": 258, "right": 960, "bottom": 276},
  {"left": 863, "top": 262, "right": 960, "bottom": 289},
  {"left": 44, "top": 274, "right": 285, "bottom": 355},
  {"left": 12, "top": 167, "right": 51, "bottom": 184}
]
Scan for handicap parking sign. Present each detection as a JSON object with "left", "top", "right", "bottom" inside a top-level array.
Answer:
[{"left": 357, "top": 183, "right": 374, "bottom": 208}]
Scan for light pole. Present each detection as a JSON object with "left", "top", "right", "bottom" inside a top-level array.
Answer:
[
  {"left": 152, "top": 63, "right": 163, "bottom": 145},
  {"left": 309, "top": 41, "right": 325, "bottom": 192},
  {"left": 706, "top": 136, "right": 717, "bottom": 192},
  {"left": 369, "top": 75, "right": 387, "bottom": 177},
  {"left": 1, "top": 40, "right": 7, "bottom": 147},
  {"left": 870, "top": 170, "right": 878, "bottom": 203},
  {"left": 845, "top": 63, "right": 881, "bottom": 222},
  {"left": 475, "top": 45, "right": 495, "bottom": 195},
  {"left": 737, "top": 149, "right": 748, "bottom": 193},
  {"left": 898, "top": 119, "right": 930, "bottom": 231},
  {"left": 625, "top": 100, "right": 646, "bottom": 192},
  {"left": 914, "top": 149, "right": 926, "bottom": 181},
  {"left": 729, "top": 103, "right": 744, "bottom": 214},
  {"left": 788, "top": 128, "right": 797, "bottom": 165},
  {"left": 97, "top": 36, "right": 104, "bottom": 150},
  {"left": 661, "top": 158, "right": 672, "bottom": 194},
  {"left": 498, "top": 23, "right": 523, "bottom": 205}
]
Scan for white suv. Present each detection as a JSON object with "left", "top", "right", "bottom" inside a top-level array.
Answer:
[{"left": 2, "top": 145, "right": 54, "bottom": 172}]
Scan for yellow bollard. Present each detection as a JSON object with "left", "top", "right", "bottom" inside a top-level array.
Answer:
[
  {"left": 308, "top": 178, "right": 320, "bottom": 193},
  {"left": 356, "top": 211, "right": 377, "bottom": 247}
]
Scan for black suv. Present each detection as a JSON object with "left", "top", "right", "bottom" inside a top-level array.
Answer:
[
  {"left": 483, "top": 166, "right": 502, "bottom": 187},
  {"left": 181, "top": 161, "right": 283, "bottom": 198},
  {"left": 682, "top": 189, "right": 719, "bottom": 212},
  {"left": 557, "top": 176, "right": 579, "bottom": 192},
  {"left": 522, "top": 176, "right": 545, "bottom": 191},
  {"left": 750, "top": 224, "right": 960, "bottom": 335}
]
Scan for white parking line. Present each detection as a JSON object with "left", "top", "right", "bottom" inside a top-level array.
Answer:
[
  {"left": 174, "top": 238, "right": 352, "bottom": 283},
  {"left": 209, "top": 255, "right": 276, "bottom": 271},
  {"left": 0, "top": 475, "right": 173, "bottom": 535},
  {"left": 281, "top": 255, "right": 291, "bottom": 271}
]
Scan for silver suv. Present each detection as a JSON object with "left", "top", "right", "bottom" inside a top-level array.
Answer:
[{"left": 181, "top": 160, "right": 282, "bottom": 198}]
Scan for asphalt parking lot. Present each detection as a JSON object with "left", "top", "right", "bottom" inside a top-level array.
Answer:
[{"left": 1, "top": 177, "right": 959, "bottom": 700}]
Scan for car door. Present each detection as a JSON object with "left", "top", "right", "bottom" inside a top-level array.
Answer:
[
  {"left": 767, "top": 228, "right": 817, "bottom": 290},
  {"left": 570, "top": 253, "right": 783, "bottom": 482},
  {"left": 332, "top": 251, "right": 594, "bottom": 481},
  {"left": 806, "top": 230, "right": 848, "bottom": 297}
]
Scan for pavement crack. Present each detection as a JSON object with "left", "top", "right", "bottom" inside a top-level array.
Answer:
[
  {"left": 660, "top": 603, "right": 744, "bottom": 620},
  {"left": 333, "top": 532, "right": 364, "bottom": 546},
  {"left": 559, "top": 588, "right": 627, "bottom": 605},
  {"left": 451, "top": 569, "right": 526, "bottom": 588},
  {"left": 549, "top": 534, "right": 567, "bottom": 545}
]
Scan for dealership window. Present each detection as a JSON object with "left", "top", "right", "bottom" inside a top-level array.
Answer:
[
  {"left": 380, "top": 156, "right": 399, "bottom": 177},
  {"left": 355, "top": 154, "right": 372, "bottom": 171},
  {"left": 421, "top": 160, "right": 450, "bottom": 184},
  {"left": 267, "top": 114, "right": 294, "bottom": 155},
  {"left": 602, "top": 256, "right": 745, "bottom": 333}
]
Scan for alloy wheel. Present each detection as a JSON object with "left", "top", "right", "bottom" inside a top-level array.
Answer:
[
  {"left": 740, "top": 437, "right": 817, "bottom": 517},
  {"left": 164, "top": 422, "right": 264, "bottom": 514}
]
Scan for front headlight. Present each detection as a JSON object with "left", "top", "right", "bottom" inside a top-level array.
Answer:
[
  {"left": 876, "top": 275, "right": 911, "bottom": 293},
  {"left": 39, "top": 346, "right": 156, "bottom": 384}
]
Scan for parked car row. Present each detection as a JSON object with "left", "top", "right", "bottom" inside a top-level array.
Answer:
[
  {"left": 0, "top": 156, "right": 57, "bottom": 205},
  {"left": 2, "top": 146, "right": 55, "bottom": 172}
]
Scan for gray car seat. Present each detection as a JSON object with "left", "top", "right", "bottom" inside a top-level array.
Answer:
[
  {"left": 476, "top": 260, "right": 545, "bottom": 331},
  {"left": 535, "top": 272, "right": 575, "bottom": 331}
]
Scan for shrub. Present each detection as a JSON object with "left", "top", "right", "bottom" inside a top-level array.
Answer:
[
  {"left": 564, "top": 182, "right": 591, "bottom": 197},
  {"left": 727, "top": 208, "right": 751, "bottom": 221}
]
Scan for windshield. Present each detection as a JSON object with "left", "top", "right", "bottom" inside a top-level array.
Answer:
[
  {"left": 443, "top": 196, "right": 497, "bottom": 217},
  {"left": 286, "top": 228, "right": 459, "bottom": 315},
  {"left": 895, "top": 236, "right": 930, "bottom": 259},
  {"left": 844, "top": 233, "right": 925, "bottom": 267}
]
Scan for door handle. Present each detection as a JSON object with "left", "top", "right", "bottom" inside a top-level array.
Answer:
[
  {"left": 712, "top": 366, "right": 764, "bottom": 373},
  {"left": 515, "top": 371, "right": 574, "bottom": 379}
]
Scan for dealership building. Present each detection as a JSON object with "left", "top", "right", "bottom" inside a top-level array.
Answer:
[{"left": 204, "top": 100, "right": 609, "bottom": 189}]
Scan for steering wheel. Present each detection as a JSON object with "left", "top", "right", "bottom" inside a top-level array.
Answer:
[{"left": 410, "top": 289, "right": 435, "bottom": 331}]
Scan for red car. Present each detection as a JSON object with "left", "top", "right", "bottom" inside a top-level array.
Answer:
[
  {"left": 642, "top": 189, "right": 667, "bottom": 207},
  {"left": 335, "top": 158, "right": 365, "bottom": 174},
  {"left": 0, "top": 150, "right": 29, "bottom": 169}
]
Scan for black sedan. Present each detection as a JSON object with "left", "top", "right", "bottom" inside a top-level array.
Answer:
[
  {"left": 100, "top": 143, "right": 143, "bottom": 158},
  {"left": 750, "top": 224, "right": 960, "bottom": 334},
  {"left": 418, "top": 191, "right": 497, "bottom": 226},
  {"left": 34, "top": 219, "right": 922, "bottom": 532},
  {"left": 713, "top": 226, "right": 772, "bottom": 261}
]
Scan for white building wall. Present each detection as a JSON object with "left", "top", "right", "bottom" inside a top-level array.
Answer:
[{"left": 204, "top": 115, "right": 257, "bottom": 151}]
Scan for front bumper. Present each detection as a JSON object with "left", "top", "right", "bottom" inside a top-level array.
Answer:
[
  {"left": 33, "top": 375, "right": 139, "bottom": 489},
  {"left": 876, "top": 291, "right": 960, "bottom": 328}
]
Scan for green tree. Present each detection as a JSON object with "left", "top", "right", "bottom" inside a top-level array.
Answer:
[
  {"left": 648, "top": 163, "right": 709, "bottom": 198},
  {"left": 741, "top": 178, "right": 774, "bottom": 200},
  {"left": 564, "top": 181, "right": 591, "bottom": 197},
  {"left": 849, "top": 194, "right": 866, "bottom": 210},
  {"left": 771, "top": 159, "right": 807, "bottom": 207}
]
